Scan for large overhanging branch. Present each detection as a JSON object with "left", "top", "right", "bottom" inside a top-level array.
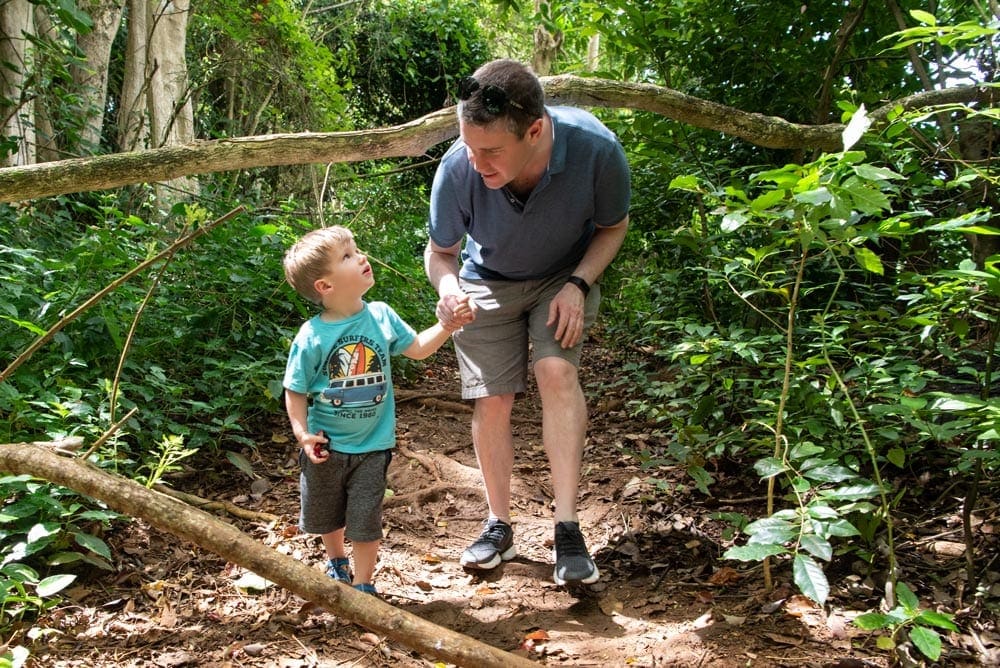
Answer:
[{"left": 0, "top": 77, "right": 991, "bottom": 204}]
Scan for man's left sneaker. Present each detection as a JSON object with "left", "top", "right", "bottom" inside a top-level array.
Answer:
[{"left": 552, "top": 521, "right": 600, "bottom": 585}]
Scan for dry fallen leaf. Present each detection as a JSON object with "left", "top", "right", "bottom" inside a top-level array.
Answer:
[
  {"left": 694, "top": 590, "right": 715, "bottom": 604},
  {"left": 784, "top": 594, "right": 820, "bottom": 617},
  {"left": 764, "top": 632, "right": 803, "bottom": 646},
  {"left": 708, "top": 566, "right": 741, "bottom": 586},
  {"left": 599, "top": 594, "right": 624, "bottom": 616}
]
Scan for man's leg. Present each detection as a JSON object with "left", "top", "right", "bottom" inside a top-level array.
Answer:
[
  {"left": 534, "top": 356, "right": 600, "bottom": 585},
  {"left": 460, "top": 393, "right": 518, "bottom": 569},
  {"left": 472, "top": 394, "right": 516, "bottom": 521},
  {"left": 534, "top": 357, "right": 586, "bottom": 523}
]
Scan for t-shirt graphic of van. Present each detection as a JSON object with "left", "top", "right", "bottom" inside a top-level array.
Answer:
[{"left": 321, "top": 342, "right": 387, "bottom": 407}]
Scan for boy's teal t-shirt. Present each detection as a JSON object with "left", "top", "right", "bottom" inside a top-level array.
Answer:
[{"left": 283, "top": 301, "right": 416, "bottom": 454}]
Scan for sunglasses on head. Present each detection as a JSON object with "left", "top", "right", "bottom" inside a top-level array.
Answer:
[{"left": 457, "top": 76, "right": 525, "bottom": 115}]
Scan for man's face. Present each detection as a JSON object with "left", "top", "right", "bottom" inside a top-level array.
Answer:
[{"left": 459, "top": 119, "right": 540, "bottom": 190}]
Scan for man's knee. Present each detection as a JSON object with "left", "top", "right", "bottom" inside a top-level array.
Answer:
[
  {"left": 534, "top": 357, "right": 579, "bottom": 392},
  {"left": 473, "top": 394, "right": 515, "bottom": 423}
]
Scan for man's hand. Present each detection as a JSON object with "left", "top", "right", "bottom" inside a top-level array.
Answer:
[
  {"left": 437, "top": 293, "right": 476, "bottom": 331},
  {"left": 547, "top": 283, "right": 586, "bottom": 349}
]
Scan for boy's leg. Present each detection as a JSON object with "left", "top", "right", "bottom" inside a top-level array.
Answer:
[
  {"left": 351, "top": 539, "right": 380, "bottom": 585},
  {"left": 343, "top": 450, "right": 391, "bottom": 590},
  {"left": 321, "top": 527, "right": 347, "bottom": 559}
]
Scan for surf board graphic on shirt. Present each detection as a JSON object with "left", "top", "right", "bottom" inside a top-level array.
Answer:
[{"left": 320, "top": 340, "right": 387, "bottom": 407}]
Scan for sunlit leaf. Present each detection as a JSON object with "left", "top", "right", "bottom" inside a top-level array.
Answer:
[{"left": 793, "top": 553, "right": 829, "bottom": 605}]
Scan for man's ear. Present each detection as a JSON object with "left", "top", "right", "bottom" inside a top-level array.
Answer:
[{"left": 526, "top": 117, "right": 544, "bottom": 142}]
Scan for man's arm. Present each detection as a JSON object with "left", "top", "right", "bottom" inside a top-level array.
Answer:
[
  {"left": 548, "top": 215, "right": 630, "bottom": 349},
  {"left": 570, "top": 216, "right": 630, "bottom": 285},
  {"left": 424, "top": 239, "right": 476, "bottom": 329}
]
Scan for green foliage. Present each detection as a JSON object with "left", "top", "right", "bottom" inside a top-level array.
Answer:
[
  {"left": 854, "top": 581, "right": 959, "bottom": 661},
  {"left": 0, "top": 474, "right": 119, "bottom": 627},
  {"left": 190, "top": 0, "right": 348, "bottom": 137},
  {"left": 338, "top": 0, "right": 492, "bottom": 126}
]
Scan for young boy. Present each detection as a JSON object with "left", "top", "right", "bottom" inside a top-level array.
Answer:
[{"left": 282, "top": 226, "right": 470, "bottom": 596}]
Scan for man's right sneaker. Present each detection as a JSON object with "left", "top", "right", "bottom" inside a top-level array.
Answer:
[
  {"left": 553, "top": 521, "right": 600, "bottom": 585},
  {"left": 460, "top": 519, "right": 516, "bottom": 569}
]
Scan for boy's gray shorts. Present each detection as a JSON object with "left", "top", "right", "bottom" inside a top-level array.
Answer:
[
  {"left": 453, "top": 270, "right": 600, "bottom": 399},
  {"left": 299, "top": 448, "right": 391, "bottom": 543}
]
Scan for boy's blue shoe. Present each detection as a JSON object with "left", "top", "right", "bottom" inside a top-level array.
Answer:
[
  {"left": 353, "top": 583, "right": 378, "bottom": 596},
  {"left": 325, "top": 557, "right": 353, "bottom": 583}
]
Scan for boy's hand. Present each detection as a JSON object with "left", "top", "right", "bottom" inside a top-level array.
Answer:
[
  {"left": 301, "top": 430, "right": 330, "bottom": 464},
  {"left": 439, "top": 293, "right": 475, "bottom": 331}
]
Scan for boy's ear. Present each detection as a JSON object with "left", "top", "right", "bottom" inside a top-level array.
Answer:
[{"left": 313, "top": 277, "right": 334, "bottom": 297}]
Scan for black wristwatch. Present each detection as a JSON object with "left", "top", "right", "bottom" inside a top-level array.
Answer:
[{"left": 566, "top": 275, "right": 590, "bottom": 297}]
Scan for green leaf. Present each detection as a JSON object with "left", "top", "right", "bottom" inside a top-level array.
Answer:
[
  {"left": 886, "top": 447, "right": 906, "bottom": 468},
  {"left": 854, "top": 246, "right": 884, "bottom": 275},
  {"left": 793, "top": 553, "right": 829, "bottom": 605},
  {"left": 897, "top": 581, "right": 920, "bottom": 613},
  {"left": 910, "top": 9, "right": 937, "bottom": 26},
  {"left": 802, "top": 464, "right": 858, "bottom": 483},
  {"left": 799, "top": 535, "right": 833, "bottom": 561},
  {"left": 819, "top": 483, "right": 882, "bottom": 501},
  {"left": 794, "top": 187, "right": 832, "bottom": 206},
  {"left": 744, "top": 516, "right": 797, "bottom": 544},
  {"left": 721, "top": 211, "right": 748, "bottom": 232},
  {"left": 226, "top": 451, "right": 258, "bottom": 479},
  {"left": 909, "top": 626, "right": 943, "bottom": 661},
  {"left": 821, "top": 519, "right": 861, "bottom": 537},
  {"left": 915, "top": 610, "right": 959, "bottom": 632},
  {"left": 724, "top": 543, "right": 788, "bottom": 561},
  {"left": 73, "top": 532, "right": 112, "bottom": 560},
  {"left": 35, "top": 573, "right": 76, "bottom": 597},
  {"left": 753, "top": 457, "right": 786, "bottom": 479},
  {"left": 669, "top": 174, "right": 700, "bottom": 191},
  {"left": 853, "top": 612, "right": 891, "bottom": 630}
]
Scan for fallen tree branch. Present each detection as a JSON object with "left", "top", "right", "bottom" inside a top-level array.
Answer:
[
  {"left": 150, "top": 483, "right": 278, "bottom": 523},
  {"left": 0, "top": 77, "right": 990, "bottom": 203},
  {"left": 0, "top": 442, "right": 536, "bottom": 668}
]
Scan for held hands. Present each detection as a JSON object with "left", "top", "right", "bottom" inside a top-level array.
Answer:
[
  {"left": 437, "top": 293, "right": 476, "bottom": 332},
  {"left": 301, "top": 430, "right": 330, "bottom": 464},
  {"left": 547, "top": 283, "right": 586, "bottom": 349}
]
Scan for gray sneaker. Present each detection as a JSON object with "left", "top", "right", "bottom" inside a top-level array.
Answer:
[
  {"left": 460, "top": 519, "right": 516, "bottom": 569},
  {"left": 553, "top": 521, "right": 600, "bottom": 585}
]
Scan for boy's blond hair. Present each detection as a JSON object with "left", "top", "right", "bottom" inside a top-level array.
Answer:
[{"left": 283, "top": 226, "right": 355, "bottom": 304}]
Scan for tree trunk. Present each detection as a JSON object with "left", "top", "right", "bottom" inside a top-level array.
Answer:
[
  {"left": 146, "top": 0, "right": 197, "bottom": 201},
  {"left": 147, "top": 0, "right": 193, "bottom": 150},
  {"left": 32, "top": 7, "right": 60, "bottom": 163},
  {"left": 0, "top": 441, "right": 538, "bottom": 668},
  {"left": 119, "top": 0, "right": 148, "bottom": 152},
  {"left": 73, "top": 0, "right": 127, "bottom": 153},
  {"left": 531, "top": 0, "right": 562, "bottom": 76},
  {"left": 0, "top": 0, "right": 36, "bottom": 166}
]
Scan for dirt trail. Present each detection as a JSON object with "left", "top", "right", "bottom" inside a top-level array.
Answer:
[{"left": 15, "top": 346, "right": 996, "bottom": 667}]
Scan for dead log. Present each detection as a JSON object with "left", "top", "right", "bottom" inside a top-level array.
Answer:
[{"left": 0, "top": 442, "right": 537, "bottom": 668}]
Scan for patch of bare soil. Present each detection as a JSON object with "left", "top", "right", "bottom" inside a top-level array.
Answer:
[{"left": 11, "top": 341, "right": 1000, "bottom": 667}]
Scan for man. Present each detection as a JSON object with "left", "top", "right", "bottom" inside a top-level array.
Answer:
[{"left": 424, "top": 58, "right": 630, "bottom": 585}]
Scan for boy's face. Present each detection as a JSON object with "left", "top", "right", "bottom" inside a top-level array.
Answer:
[{"left": 317, "top": 238, "right": 374, "bottom": 301}]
